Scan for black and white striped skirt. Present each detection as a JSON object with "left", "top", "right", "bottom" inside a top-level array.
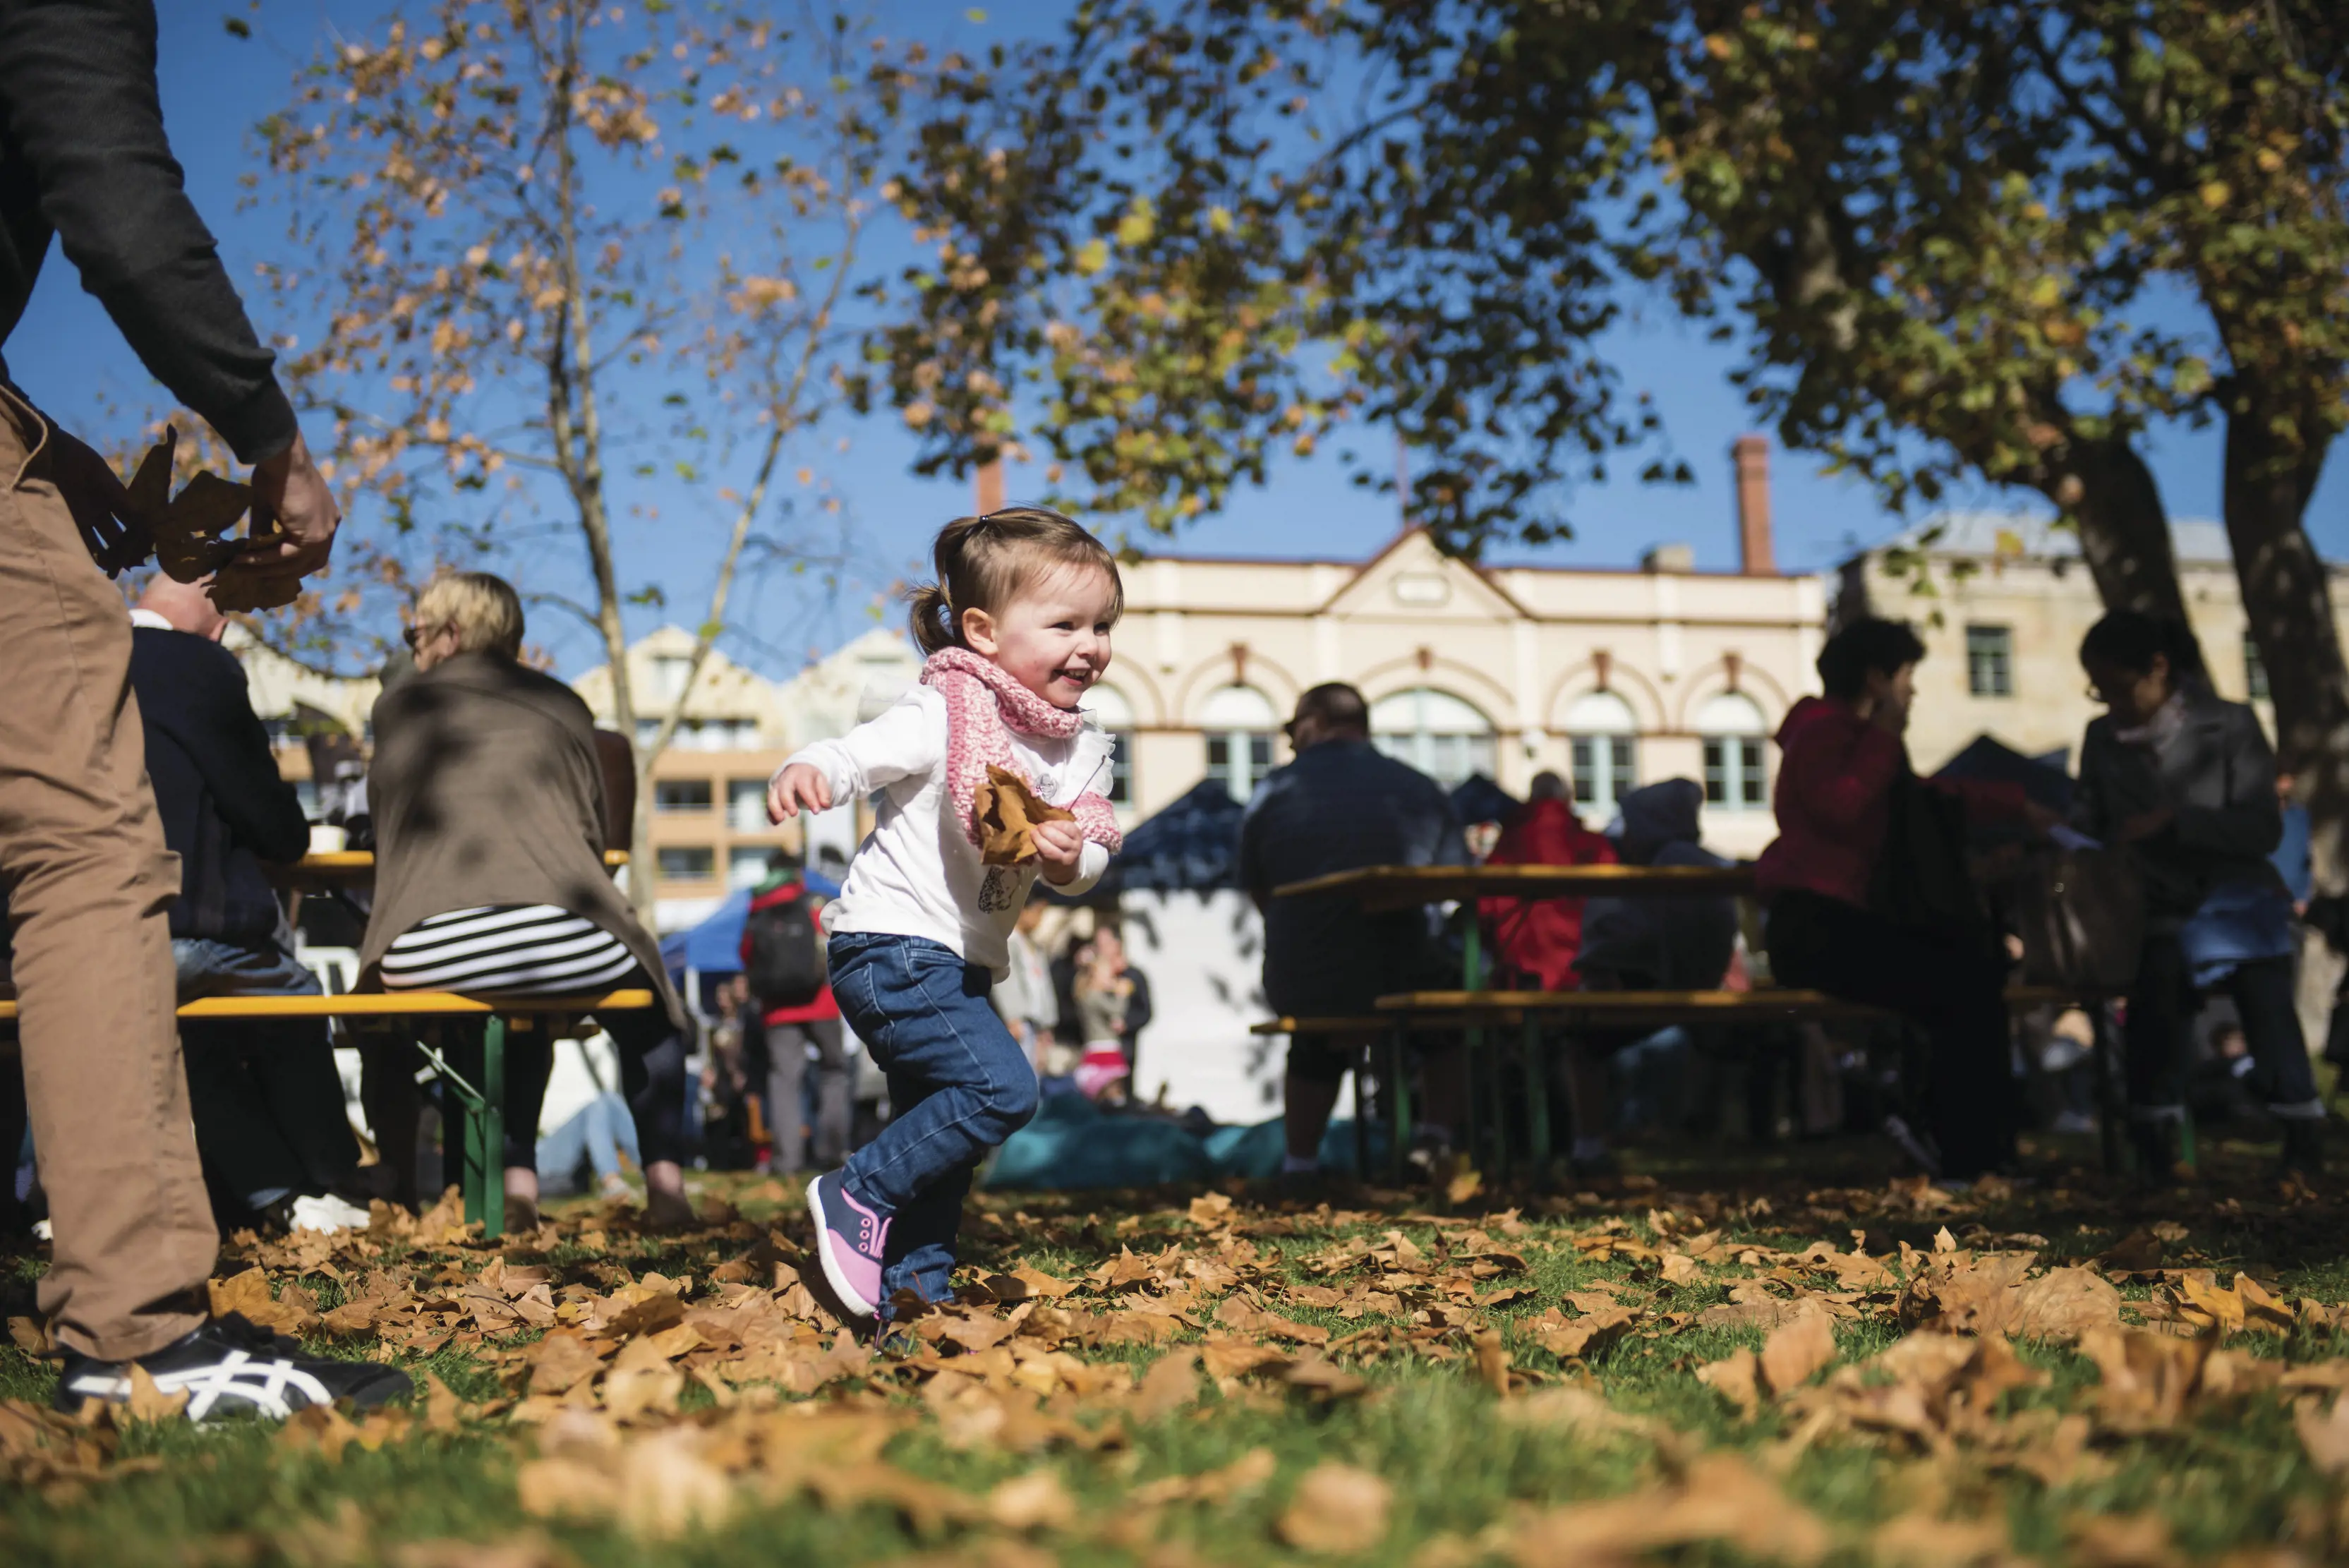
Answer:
[{"left": 380, "top": 905, "right": 639, "bottom": 995}]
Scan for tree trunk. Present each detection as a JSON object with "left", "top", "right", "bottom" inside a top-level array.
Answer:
[
  {"left": 2222, "top": 399, "right": 2348, "bottom": 893},
  {"left": 2051, "top": 433, "right": 2192, "bottom": 625}
]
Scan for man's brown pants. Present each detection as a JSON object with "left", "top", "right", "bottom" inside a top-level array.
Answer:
[{"left": 0, "top": 388, "right": 215, "bottom": 1359}]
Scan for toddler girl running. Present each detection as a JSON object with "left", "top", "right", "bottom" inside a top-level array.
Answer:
[{"left": 768, "top": 507, "right": 1124, "bottom": 1322}]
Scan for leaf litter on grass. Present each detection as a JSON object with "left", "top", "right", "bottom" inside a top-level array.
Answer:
[{"left": 8, "top": 1168, "right": 2349, "bottom": 1562}]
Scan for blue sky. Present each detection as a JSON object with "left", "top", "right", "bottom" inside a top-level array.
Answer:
[{"left": 8, "top": 1, "right": 2341, "bottom": 680}]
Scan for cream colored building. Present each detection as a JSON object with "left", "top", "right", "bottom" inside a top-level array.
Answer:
[
  {"left": 568, "top": 624, "right": 923, "bottom": 927},
  {"left": 1091, "top": 522, "right": 1822, "bottom": 859},
  {"left": 1835, "top": 513, "right": 2349, "bottom": 773},
  {"left": 223, "top": 625, "right": 383, "bottom": 811}
]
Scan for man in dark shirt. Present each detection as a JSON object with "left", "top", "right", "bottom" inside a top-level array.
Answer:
[
  {"left": 1238, "top": 683, "right": 1468, "bottom": 1173},
  {"left": 1, "top": 2, "right": 400, "bottom": 1418},
  {"left": 131, "top": 575, "right": 363, "bottom": 1232}
]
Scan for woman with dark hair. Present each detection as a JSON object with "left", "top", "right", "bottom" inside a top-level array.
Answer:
[
  {"left": 1758, "top": 617, "right": 2053, "bottom": 1181},
  {"left": 2074, "top": 610, "right": 2322, "bottom": 1180}
]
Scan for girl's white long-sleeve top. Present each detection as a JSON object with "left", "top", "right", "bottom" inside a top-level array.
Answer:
[{"left": 779, "top": 684, "right": 1113, "bottom": 977}]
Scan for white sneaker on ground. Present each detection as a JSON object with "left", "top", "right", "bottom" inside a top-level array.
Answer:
[{"left": 288, "top": 1193, "right": 373, "bottom": 1234}]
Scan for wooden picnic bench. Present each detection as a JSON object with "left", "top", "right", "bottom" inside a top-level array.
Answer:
[
  {"left": 1264, "top": 857, "right": 2122, "bottom": 1182},
  {"left": 0, "top": 986, "right": 657, "bottom": 1241},
  {"left": 1365, "top": 984, "right": 2118, "bottom": 1183}
]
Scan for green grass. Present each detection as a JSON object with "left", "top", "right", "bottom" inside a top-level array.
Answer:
[{"left": 5, "top": 1135, "right": 2348, "bottom": 1567}]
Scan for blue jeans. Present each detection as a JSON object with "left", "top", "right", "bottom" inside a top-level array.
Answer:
[
  {"left": 174, "top": 935, "right": 320, "bottom": 999},
  {"left": 829, "top": 933, "right": 1039, "bottom": 1308},
  {"left": 536, "top": 1092, "right": 639, "bottom": 1193}
]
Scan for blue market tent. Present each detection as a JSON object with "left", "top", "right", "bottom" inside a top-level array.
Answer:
[
  {"left": 1933, "top": 733, "right": 2074, "bottom": 814},
  {"left": 1105, "top": 777, "right": 1245, "bottom": 893},
  {"left": 658, "top": 870, "right": 841, "bottom": 976},
  {"left": 1450, "top": 773, "right": 1519, "bottom": 827}
]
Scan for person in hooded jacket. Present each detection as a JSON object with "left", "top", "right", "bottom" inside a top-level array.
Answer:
[
  {"left": 2072, "top": 610, "right": 2321, "bottom": 1181},
  {"left": 1758, "top": 618, "right": 2053, "bottom": 1181}
]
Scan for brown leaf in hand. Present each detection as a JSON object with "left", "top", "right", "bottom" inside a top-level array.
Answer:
[
  {"left": 150, "top": 469, "right": 252, "bottom": 584},
  {"left": 974, "top": 764, "right": 1074, "bottom": 865},
  {"left": 208, "top": 565, "right": 301, "bottom": 614},
  {"left": 1276, "top": 1462, "right": 1392, "bottom": 1554}
]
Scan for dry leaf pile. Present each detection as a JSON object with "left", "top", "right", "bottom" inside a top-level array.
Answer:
[{"left": 7, "top": 1168, "right": 2349, "bottom": 1562}]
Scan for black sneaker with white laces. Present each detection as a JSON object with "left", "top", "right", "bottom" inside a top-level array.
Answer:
[{"left": 52, "top": 1313, "right": 413, "bottom": 1421}]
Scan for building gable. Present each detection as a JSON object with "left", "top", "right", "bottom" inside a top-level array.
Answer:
[{"left": 1316, "top": 530, "right": 1528, "bottom": 623}]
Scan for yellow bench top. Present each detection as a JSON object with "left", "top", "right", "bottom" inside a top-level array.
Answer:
[{"left": 0, "top": 988, "right": 658, "bottom": 1022}]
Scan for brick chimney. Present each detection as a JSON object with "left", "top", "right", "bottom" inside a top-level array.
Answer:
[{"left": 1732, "top": 434, "right": 1777, "bottom": 576}]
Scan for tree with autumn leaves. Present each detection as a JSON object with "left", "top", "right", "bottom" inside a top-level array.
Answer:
[
  {"left": 865, "top": 0, "right": 2349, "bottom": 879},
  {"left": 245, "top": 0, "right": 910, "bottom": 921}
]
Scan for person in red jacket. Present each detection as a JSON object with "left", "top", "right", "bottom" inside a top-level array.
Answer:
[
  {"left": 1480, "top": 771, "right": 1617, "bottom": 1170},
  {"left": 741, "top": 868, "right": 850, "bottom": 1176},
  {"left": 1481, "top": 772, "right": 1617, "bottom": 989},
  {"left": 1759, "top": 617, "right": 2053, "bottom": 1181}
]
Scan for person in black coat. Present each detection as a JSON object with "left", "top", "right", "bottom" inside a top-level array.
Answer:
[{"left": 131, "top": 577, "right": 363, "bottom": 1232}]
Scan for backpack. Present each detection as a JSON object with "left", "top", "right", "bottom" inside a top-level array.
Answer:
[{"left": 744, "top": 887, "right": 825, "bottom": 1007}]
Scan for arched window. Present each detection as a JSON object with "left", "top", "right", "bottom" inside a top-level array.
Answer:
[
  {"left": 1370, "top": 687, "right": 1496, "bottom": 790},
  {"left": 1696, "top": 692, "right": 1769, "bottom": 810},
  {"left": 1085, "top": 684, "right": 1135, "bottom": 805},
  {"left": 1199, "top": 684, "right": 1279, "bottom": 800},
  {"left": 1562, "top": 690, "right": 1638, "bottom": 823}
]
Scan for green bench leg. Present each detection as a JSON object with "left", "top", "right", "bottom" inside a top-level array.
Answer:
[
  {"left": 460, "top": 1016, "right": 508, "bottom": 1238},
  {"left": 1523, "top": 1016, "right": 1550, "bottom": 1173}
]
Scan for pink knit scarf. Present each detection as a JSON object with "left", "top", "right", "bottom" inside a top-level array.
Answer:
[{"left": 922, "top": 646, "right": 1124, "bottom": 855}]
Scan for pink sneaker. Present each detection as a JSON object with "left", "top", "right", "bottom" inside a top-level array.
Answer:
[{"left": 807, "top": 1171, "right": 888, "bottom": 1319}]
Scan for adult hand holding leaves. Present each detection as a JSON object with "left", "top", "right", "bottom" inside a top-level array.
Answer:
[{"left": 220, "top": 430, "right": 338, "bottom": 601}]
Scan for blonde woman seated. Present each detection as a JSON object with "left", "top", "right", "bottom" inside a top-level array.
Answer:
[{"left": 361, "top": 572, "right": 694, "bottom": 1229}]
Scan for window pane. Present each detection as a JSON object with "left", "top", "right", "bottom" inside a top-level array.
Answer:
[
  {"left": 1703, "top": 739, "right": 1727, "bottom": 805},
  {"left": 654, "top": 779, "right": 711, "bottom": 812},
  {"left": 1571, "top": 738, "right": 1595, "bottom": 803},
  {"left": 726, "top": 779, "right": 768, "bottom": 832},
  {"left": 1106, "top": 732, "right": 1132, "bottom": 805},
  {"left": 1966, "top": 625, "right": 2014, "bottom": 698},
  {"left": 727, "top": 847, "right": 773, "bottom": 891},
  {"left": 656, "top": 846, "right": 713, "bottom": 881},
  {"left": 1739, "top": 739, "right": 1766, "bottom": 807},
  {"left": 1609, "top": 737, "right": 1636, "bottom": 805}
]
